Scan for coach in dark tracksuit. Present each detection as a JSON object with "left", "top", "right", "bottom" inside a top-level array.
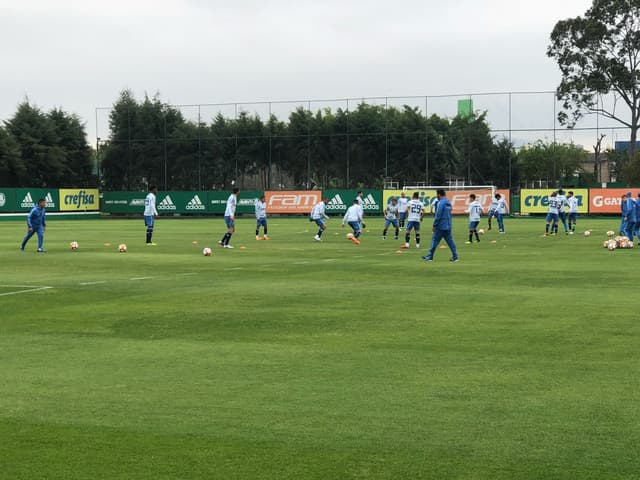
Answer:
[{"left": 422, "top": 189, "right": 458, "bottom": 262}]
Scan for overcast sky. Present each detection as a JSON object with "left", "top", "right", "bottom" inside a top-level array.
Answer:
[{"left": 1, "top": 0, "right": 607, "bottom": 147}]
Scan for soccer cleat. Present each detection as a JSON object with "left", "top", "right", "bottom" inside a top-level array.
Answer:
[
  {"left": 422, "top": 255, "right": 433, "bottom": 262},
  {"left": 416, "top": 243, "right": 420, "bottom": 249},
  {"left": 146, "top": 242, "right": 157, "bottom": 246},
  {"left": 401, "top": 243, "right": 409, "bottom": 249},
  {"left": 353, "top": 238, "right": 360, "bottom": 245},
  {"left": 465, "top": 241, "right": 472, "bottom": 244},
  {"left": 544, "top": 233, "right": 549, "bottom": 236},
  {"left": 256, "top": 236, "right": 261, "bottom": 240},
  {"left": 450, "top": 257, "right": 459, "bottom": 262},
  {"left": 314, "top": 235, "right": 321, "bottom": 241},
  {"left": 224, "top": 245, "right": 234, "bottom": 249},
  {"left": 382, "top": 236, "right": 386, "bottom": 240},
  {"left": 263, "top": 235, "right": 269, "bottom": 240},
  {"left": 37, "top": 248, "right": 47, "bottom": 253},
  {"left": 569, "top": 231, "right": 574, "bottom": 235},
  {"left": 394, "top": 236, "right": 398, "bottom": 240},
  {"left": 218, "top": 240, "right": 224, "bottom": 247}
]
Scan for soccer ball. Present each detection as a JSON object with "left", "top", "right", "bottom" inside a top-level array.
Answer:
[
  {"left": 607, "top": 239, "right": 616, "bottom": 251},
  {"left": 478, "top": 228, "right": 485, "bottom": 235},
  {"left": 606, "top": 230, "right": 615, "bottom": 238},
  {"left": 583, "top": 230, "right": 591, "bottom": 237},
  {"left": 69, "top": 241, "right": 79, "bottom": 250},
  {"left": 118, "top": 244, "right": 127, "bottom": 252},
  {"left": 346, "top": 233, "right": 354, "bottom": 239},
  {"left": 203, "top": 247, "right": 212, "bottom": 256}
]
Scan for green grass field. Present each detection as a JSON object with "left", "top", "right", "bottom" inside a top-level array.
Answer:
[{"left": 1, "top": 215, "right": 639, "bottom": 479}]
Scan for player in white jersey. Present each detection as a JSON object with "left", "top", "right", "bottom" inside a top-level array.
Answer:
[
  {"left": 382, "top": 197, "right": 400, "bottom": 240},
  {"left": 487, "top": 195, "right": 498, "bottom": 230},
  {"left": 566, "top": 191, "right": 579, "bottom": 234},
  {"left": 544, "top": 191, "right": 561, "bottom": 236},
  {"left": 397, "top": 191, "right": 409, "bottom": 229},
  {"left": 144, "top": 185, "right": 159, "bottom": 245},
  {"left": 254, "top": 194, "right": 268, "bottom": 240},
  {"left": 556, "top": 189, "right": 569, "bottom": 234},
  {"left": 310, "top": 197, "right": 329, "bottom": 241},
  {"left": 342, "top": 199, "right": 363, "bottom": 245},
  {"left": 402, "top": 192, "right": 424, "bottom": 249},
  {"left": 465, "top": 193, "right": 484, "bottom": 244},
  {"left": 219, "top": 187, "right": 239, "bottom": 248},
  {"left": 495, "top": 193, "right": 507, "bottom": 233},
  {"left": 356, "top": 191, "right": 366, "bottom": 229}
]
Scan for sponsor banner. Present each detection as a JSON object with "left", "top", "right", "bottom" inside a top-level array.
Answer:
[
  {"left": 323, "top": 190, "right": 382, "bottom": 214},
  {"left": 102, "top": 192, "right": 148, "bottom": 214},
  {"left": 589, "top": 188, "right": 638, "bottom": 214},
  {"left": 156, "top": 192, "right": 209, "bottom": 213},
  {"left": 15, "top": 189, "right": 59, "bottom": 211},
  {"left": 207, "top": 191, "right": 262, "bottom": 214},
  {"left": 265, "top": 191, "right": 322, "bottom": 214},
  {"left": 59, "top": 189, "right": 99, "bottom": 211},
  {"left": 520, "top": 189, "right": 589, "bottom": 214},
  {"left": 0, "top": 189, "right": 16, "bottom": 212},
  {"left": 383, "top": 189, "right": 508, "bottom": 215}
]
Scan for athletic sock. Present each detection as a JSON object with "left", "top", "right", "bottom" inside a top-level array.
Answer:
[
  {"left": 405, "top": 233, "right": 410, "bottom": 244},
  {"left": 416, "top": 234, "right": 420, "bottom": 245},
  {"left": 469, "top": 232, "right": 473, "bottom": 242}
]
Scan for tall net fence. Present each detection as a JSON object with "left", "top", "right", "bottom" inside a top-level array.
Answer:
[{"left": 95, "top": 91, "right": 631, "bottom": 191}]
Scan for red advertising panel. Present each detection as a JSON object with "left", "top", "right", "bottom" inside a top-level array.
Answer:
[
  {"left": 265, "top": 191, "right": 322, "bottom": 214},
  {"left": 447, "top": 189, "right": 510, "bottom": 215},
  {"left": 589, "top": 188, "right": 635, "bottom": 214}
]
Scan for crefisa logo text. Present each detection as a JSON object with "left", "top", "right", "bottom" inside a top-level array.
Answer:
[{"left": 63, "top": 190, "right": 96, "bottom": 208}]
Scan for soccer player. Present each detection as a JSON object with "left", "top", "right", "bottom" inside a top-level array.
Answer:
[
  {"left": 219, "top": 187, "right": 239, "bottom": 248},
  {"left": 397, "top": 191, "right": 409, "bottom": 229},
  {"left": 382, "top": 197, "right": 400, "bottom": 240},
  {"left": 623, "top": 191, "right": 637, "bottom": 241},
  {"left": 620, "top": 193, "right": 628, "bottom": 236},
  {"left": 356, "top": 191, "right": 366, "bottom": 229},
  {"left": 465, "top": 193, "right": 483, "bottom": 244},
  {"left": 566, "top": 191, "right": 579, "bottom": 234},
  {"left": 557, "top": 189, "right": 570, "bottom": 234},
  {"left": 544, "top": 191, "right": 561, "bottom": 236},
  {"left": 255, "top": 194, "right": 268, "bottom": 240},
  {"left": 144, "top": 184, "right": 159, "bottom": 245},
  {"left": 429, "top": 195, "right": 438, "bottom": 214},
  {"left": 487, "top": 194, "right": 498, "bottom": 230},
  {"left": 402, "top": 192, "right": 424, "bottom": 249},
  {"left": 495, "top": 193, "right": 508, "bottom": 233},
  {"left": 422, "top": 189, "right": 458, "bottom": 262},
  {"left": 636, "top": 193, "right": 640, "bottom": 238},
  {"left": 310, "top": 197, "right": 329, "bottom": 241},
  {"left": 20, "top": 198, "right": 47, "bottom": 253},
  {"left": 342, "top": 199, "right": 363, "bottom": 245}
]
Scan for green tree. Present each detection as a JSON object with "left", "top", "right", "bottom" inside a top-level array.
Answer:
[
  {"left": 0, "top": 126, "right": 24, "bottom": 186},
  {"left": 48, "top": 108, "right": 94, "bottom": 186},
  {"left": 517, "top": 141, "right": 587, "bottom": 187},
  {"left": 547, "top": 0, "right": 640, "bottom": 159}
]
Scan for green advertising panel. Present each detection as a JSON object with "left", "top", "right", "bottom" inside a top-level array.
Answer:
[
  {"left": 0, "top": 188, "right": 16, "bottom": 212},
  {"left": 155, "top": 192, "right": 208, "bottom": 214},
  {"left": 208, "top": 191, "right": 262, "bottom": 215},
  {"left": 102, "top": 192, "right": 148, "bottom": 214},
  {"left": 323, "top": 190, "right": 383, "bottom": 214},
  {"left": 15, "top": 189, "right": 60, "bottom": 212}
]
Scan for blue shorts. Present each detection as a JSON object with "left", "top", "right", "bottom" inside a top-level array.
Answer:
[
  {"left": 399, "top": 212, "right": 407, "bottom": 221},
  {"left": 468, "top": 220, "right": 480, "bottom": 230},
  {"left": 256, "top": 218, "right": 267, "bottom": 228},
  {"left": 313, "top": 218, "right": 325, "bottom": 229},
  {"left": 545, "top": 213, "right": 559, "bottom": 223},
  {"left": 144, "top": 215, "right": 154, "bottom": 227},
  {"left": 488, "top": 210, "right": 496, "bottom": 219},
  {"left": 568, "top": 212, "right": 578, "bottom": 221},
  {"left": 224, "top": 216, "right": 235, "bottom": 228},
  {"left": 384, "top": 218, "right": 399, "bottom": 229},
  {"left": 348, "top": 221, "right": 361, "bottom": 233},
  {"left": 406, "top": 220, "right": 421, "bottom": 232}
]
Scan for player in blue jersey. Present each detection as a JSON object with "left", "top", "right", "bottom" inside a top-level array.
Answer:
[
  {"left": 20, "top": 198, "right": 47, "bottom": 253},
  {"left": 382, "top": 197, "right": 400, "bottom": 240},
  {"left": 219, "top": 187, "right": 239, "bottom": 248},
  {"left": 465, "top": 193, "right": 483, "bottom": 244},
  {"left": 144, "top": 185, "right": 159, "bottom": 245},
  {"left": 623, "top": 192, "right": 637, "bottom": 241},
  {"left": 255, "top": 194, "right": 268, "bottom": 240},
  {"left": 544, "top": 191, "right": 561, "bottom": 236},
  {"left": 422, "top": 189, "right": 458, "bottom": 262}
]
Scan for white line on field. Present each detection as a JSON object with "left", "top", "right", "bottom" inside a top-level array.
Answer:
[
  {"left": 323, "top": 258, "right": 337, "bottom": 262},
  {"left": 0, "top": 286, "right": 53, "bottom": 297},
  {"left": 177, "top": 273, "right": 198, "bottom": 276},
  {"left": 79, "top": 281, "right": 107, "bottom": 286},
  {"left": 130, "top": 277, "right": 153, "bottom": 281},
  {"left": 227, "top": 267, "right": 243, "bottom": 271},
  {"left": 293, "top": 261, "right": 310, "bottom": 265}
]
